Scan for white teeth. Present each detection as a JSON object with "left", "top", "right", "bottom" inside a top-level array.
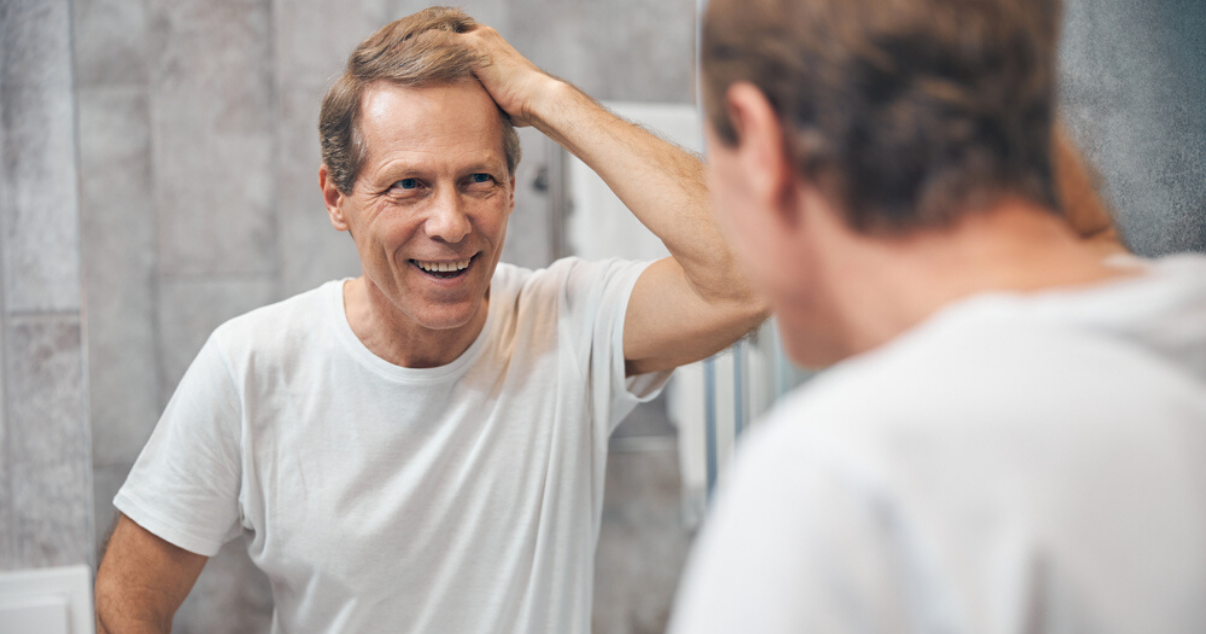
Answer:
[{"left": 416, "top": 259, "right": 471, "bottom": 273}]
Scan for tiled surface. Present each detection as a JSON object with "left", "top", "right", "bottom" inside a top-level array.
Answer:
[
  {"left": 275, "top": 85, "right": 364, "bottom": 298},
  {"left": 2, "top": 0, "right": 81, "bottom": 314},
  {"left": 504, "top": 0, "right": 695, "bottom": 104},
  {"left": 72, "top": 0, "right": 149, "bottom": 88},
  {"left": 148, "top": 0, "right": 278, "bottom": 277},
  {"left": 579, "top": 0, "right": 696, "bottom": 103},
  {"left": 1, "top": 0, "right": 92, "bottom": 574},
  {"left": 1059, "top": 0, "right": 1206, "bottom": 255},
  {"left": 502, "top": 127, "right": 557, "bottom": 269},
  {"left": 0, "top": 301, "right": 8, "bottom": 569},
  {"left": 1, "top": 0, "right": 73, "bottom": 89},
  {"left": 0, "top": 11, "right": 9, "bottom": 568},
  {"left": 78, "top": 86, "right": 160, "bottom": 468},
  {"left": 92, "top": 462, "right": 131, "bottom": 556},
  {"left": 1, "top": 81, "right": 82, "bottom": 313},
  {"left": 387, "top": 0, "right": 509, "bottom": 35},
  {"left": 271, "top": 0, "right": 390, "bottom": 86},
  {"left": 504, "top": 0, "right": 589, "bottom": 95},
  {"left": 6, "top": 316, "right": 92, "bottom": 569}
]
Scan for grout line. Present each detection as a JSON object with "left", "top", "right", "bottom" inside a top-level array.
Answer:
[
  {"left": 5, "top": 309, "right": 87, "bottom": 321},
  {"left": 266, "top": 0, "right": 284, "bottom": 304},
  {"left": 65, "top": 0, "right": 99, "bottom": 573},
  {"left": 1, "top": 0, "right": 16, "bottom": 566},
  {"left": 146, "top": 0, "right": 166, "bottom": 420}
]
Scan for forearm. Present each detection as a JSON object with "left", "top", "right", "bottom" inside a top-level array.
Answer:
[
  {"left": 530, "top": 81, "right": 752, "bottom": 303},
  {"left": 95, "top": 580, "right": 174, "bottom": 634},
  {"left": 1052, "top": 124, "right": 1128, "bottom": 257},
  {"left": 95, "top": 514, "right": 207, "bottom": 634}
]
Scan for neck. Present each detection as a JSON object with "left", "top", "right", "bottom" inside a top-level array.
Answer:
[
  {"left": 795, "top": 199, "right": 1132, "bottom": 362},
  {"left": 342, "top": 277, "right": 488, "bottom": 368}
]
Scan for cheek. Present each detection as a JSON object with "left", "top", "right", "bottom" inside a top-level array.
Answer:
[
  {"left": 707, "top": 166, "right": 776, "bottom": 292},
  {"left": 464, "top": 194, "right": 512, "bottom": 249},
  {"left": 480, "top": 198, "right": 510, "bottom": 231}
]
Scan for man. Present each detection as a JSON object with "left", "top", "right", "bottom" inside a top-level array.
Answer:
[
  {"left": 93, "top": 8, "right": 766, "bottom": 633},
  {"left": 669, "top": 0, "right": 1206, "bottom": 631}
]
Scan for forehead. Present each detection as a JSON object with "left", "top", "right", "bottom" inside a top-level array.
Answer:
[{"left": 357, "top": 80, "right": 506, "bottom": 174}]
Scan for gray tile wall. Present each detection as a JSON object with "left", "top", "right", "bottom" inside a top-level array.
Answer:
[
  {"left": 1060, "top": 0, "right": 1206, "bottom": 255},
  {"left": 0, "top": 0, "right": 93, "bottom": 572}
]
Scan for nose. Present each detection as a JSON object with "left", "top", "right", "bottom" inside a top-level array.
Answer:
[{"left": 424, "top": 188, "right": 472, "bottom": 244}]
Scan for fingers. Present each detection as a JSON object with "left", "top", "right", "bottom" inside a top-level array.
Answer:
[{"left": 457, "top": 25, "right": 548, "bottom": 127}]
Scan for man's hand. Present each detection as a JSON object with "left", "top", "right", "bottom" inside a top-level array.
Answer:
[
  {"left": 459, "top": 26, "right": 769, "bottom": 375},
  {"left": 461, "top": 25, "right": 559, "bottom": 128},
  {"left": 95, "top": 514, "right": 208, "bottom": 634}
]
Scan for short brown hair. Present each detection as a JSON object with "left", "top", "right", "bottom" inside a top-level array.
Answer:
[
  {"left": 702, "top": 0, "right": 1061, "bottom": 234},
  {"left": 320, "top": 7, "right": 522, "bottom": 194}
]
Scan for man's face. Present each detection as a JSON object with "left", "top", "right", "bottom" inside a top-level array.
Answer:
[{"left": 333, "top": 80, "right": 514, "bottom": 332}]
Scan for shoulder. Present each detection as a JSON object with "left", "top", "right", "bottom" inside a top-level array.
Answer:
[
  {"left": 207, "top": 281, "right": 339, "bottom": 368},
  {"left": 494, "top": 257, "right": 651, "bottom": 307},
  {"left": 742, "top": 290, "right": 1203, "bottom": 495}
]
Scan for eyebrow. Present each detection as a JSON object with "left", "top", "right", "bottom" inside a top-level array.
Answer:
[{"left": 388, "top": 155, "right": 506, "bottom": 175}]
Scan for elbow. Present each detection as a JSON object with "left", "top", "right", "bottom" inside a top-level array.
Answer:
[
  {"left": 95, "top": 574, "right": 173, "bottom": 634},
  {"left": 703, "top": 273, "right": 773, "bottom": 329}
]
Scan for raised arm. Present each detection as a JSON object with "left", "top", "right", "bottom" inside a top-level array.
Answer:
[
  {"left": 462, "top": 26, "right": 770, "bottom": 376},
  {"left": 95, "top": 514, "right": 208, "bottom": 634},
  {"left": 1052, "top": 124, "right": 1129, "bottom": 258}
]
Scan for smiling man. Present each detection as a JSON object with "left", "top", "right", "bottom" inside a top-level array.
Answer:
[{"left": 93, "top": 8, "right": 766, "bottom": 634}]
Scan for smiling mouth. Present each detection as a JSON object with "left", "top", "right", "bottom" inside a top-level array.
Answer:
[{"left": 411, "top": 255, "right": 475, "bottom": 279}]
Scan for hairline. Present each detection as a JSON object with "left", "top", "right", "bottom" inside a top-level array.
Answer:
[{"left": 340, "top": 76, "right": 516, "bottom": 193}]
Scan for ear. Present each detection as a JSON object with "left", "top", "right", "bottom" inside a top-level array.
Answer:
[
  {"left": 724, "top": 82, "right": 799, "bottom": 228},
  {"left": 319, "top": 164, "right": 351, "bottom": 232}
]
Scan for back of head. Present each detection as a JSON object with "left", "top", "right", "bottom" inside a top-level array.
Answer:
[
  {"left": 320, "top": 7, "right": 521, "bottom": 194},
  {"left": 702, "top": 0, "right": 1062, "bottom": 234}
]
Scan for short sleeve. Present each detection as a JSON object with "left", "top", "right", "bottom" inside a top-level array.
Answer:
[
  {"left": 556, "top": 257, "right": 674, "bottom": 435},
  {"left": 113, "top": 334, "right": 244, "bottom": 557},
  {"left": 668, "top": 420, "right": 909, "bottom": 634}
]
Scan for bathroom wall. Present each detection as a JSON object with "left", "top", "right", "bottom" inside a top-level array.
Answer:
[
  {"left": 1059, "top": 0, "right": 1206, "bottom": 255},
  {"left": 0, "top": 0, "right": 93, "bottom": 574}
]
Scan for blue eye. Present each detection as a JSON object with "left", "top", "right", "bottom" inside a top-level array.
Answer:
[
  {"left": 397, "top": 178, "right": 418, "bottom": 189},
  {"left": 471, "top": 173, "right": 492, "bottom": 184}
]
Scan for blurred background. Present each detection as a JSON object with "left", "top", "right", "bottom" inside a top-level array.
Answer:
[{"left": 0, "top": 0, "right": 1203, "bottom": 632}]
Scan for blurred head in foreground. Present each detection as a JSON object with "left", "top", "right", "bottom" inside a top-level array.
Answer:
[{"left": 700, "top": 0, "right": 1066, "bottom": 365}]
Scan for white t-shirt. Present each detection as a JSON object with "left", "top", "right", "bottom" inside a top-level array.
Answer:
[
  {"left": 670, "top": 254, "right": 1206, "bottom": 634},
  {"left": 116, "top": 257, "right": 671, "bottom": 634}
]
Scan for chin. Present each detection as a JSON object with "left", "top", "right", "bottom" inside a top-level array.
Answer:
[{"left": 411, "top": 301, "right": 483, "bottom": 331}]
